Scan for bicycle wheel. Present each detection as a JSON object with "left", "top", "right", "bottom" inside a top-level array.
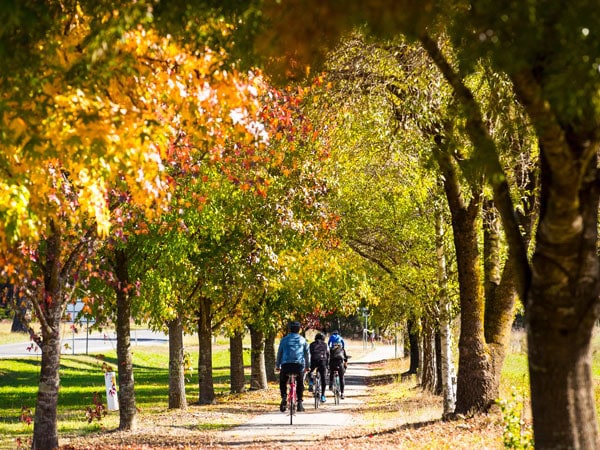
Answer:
[
  {"left": 334, "top": 374, "right": 340, "bottom": 405},
  {"left": 314, "top": 379, "right": 320, "bottom": 409},
  {"left": 288, "top": 375, "right": 296, "bottom": 425}
]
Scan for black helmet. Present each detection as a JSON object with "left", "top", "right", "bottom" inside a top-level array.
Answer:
[
  {"left": 315, "top": 333, "right": 324, "bottom": 341},
  {"left": 288, "top": 321, "right": 301, "bottom": 333}
]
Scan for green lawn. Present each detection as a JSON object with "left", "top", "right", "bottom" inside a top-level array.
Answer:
[
  {"left": 500, "top": 328, "right": 600, "bottom": 401},
  {"left": 0, "top": 344, "right": 251, "bottom": 448}
]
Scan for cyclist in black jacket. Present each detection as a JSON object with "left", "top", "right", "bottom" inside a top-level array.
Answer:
[
  {"left": 329, "top": 341, "right": 348, "bottom": 399},
  {"left": 308, "top": 333, "right": 329, "bottom": 403}
]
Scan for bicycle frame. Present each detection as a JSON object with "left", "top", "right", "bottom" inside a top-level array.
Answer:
[
  {"left": 287, "top": 373, "right": 297, "bottom": 424},
  {"left": 332, "top": 370, "right": 341, "bottom": 405},
  {"left": 312, "top": 371, "right": 321, "bottom": 409}
]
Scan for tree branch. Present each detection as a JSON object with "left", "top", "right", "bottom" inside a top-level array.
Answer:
[{"left": 419, "top": 32, "right": 530, "bottom": 302}]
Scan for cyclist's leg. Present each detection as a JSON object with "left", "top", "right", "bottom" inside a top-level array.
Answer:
[
  {"left": 318, "top": 360, "right": 327, "bottom": 400},
  {"left": 279, "top": 366, "right": 288, "bottom": 400},
  {"left": 308, "top": 361, "right": 316, "bottom": 391},
  {"left": 318, "top": 361, "right": 326, "bottom": 393},
  {"left": 279, "top": 365, "right": 290, "bottom": 411},
  {"left": 296, "top": 367, "right": 305, "bottom": 402},
  {"left": 328, "top": 361, "right": 334, "bottom": 389},
  {"left": 340, "top": 363, "right": 346, "bottom": 392},
  {"left": 339, "top": 363, "right": 346, "bottom": 396}
]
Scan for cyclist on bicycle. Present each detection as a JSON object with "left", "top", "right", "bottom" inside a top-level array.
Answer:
[
  {"left": 276, "top": 321, "right": 310, "bottom": 412},
  {"left": 308, "top": 333, "right": 329, "bottom": 403},
  {"left": 329, "top": 341, "right": 348, "bottom": 399},
  {"left": 327, "top": 329, "right": 345, "bottom": 349}
]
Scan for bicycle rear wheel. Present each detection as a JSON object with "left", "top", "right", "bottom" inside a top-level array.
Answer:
[
  {"left": 314, "top": 380, "right": 320, "bottom": 409},
  {"left": 289, "top": 399, "right": 295, "bottom": 424},
  {"left": 334, "top": 374, "right": 340, "bottom": 405}
]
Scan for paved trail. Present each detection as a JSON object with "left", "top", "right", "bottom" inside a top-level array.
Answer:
[{"left": 219, "top": 345, "right": 397, "bottom": 447}]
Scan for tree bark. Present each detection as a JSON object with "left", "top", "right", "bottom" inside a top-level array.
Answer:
[
  {"left": 197, "top": 296, "right": 215, "bottom": 405},
  {"left": 229, "top": 330, "right": 246, "bottom": 393},
  {"left": 434, "top": 331, "right": 442, "bottom": 396},
  {"left": 114, "top": 249, "right": 137, "bottom": 430},
  {"left": 436, "top": 206, "right": 456, "bottom": 414},
  {"left": 168, "top": 316, "right": 187, "bottom": 409},
  {"left": 482, "top": 200, "right": 519, "bottom": 403},
  {"left": 436, "top": 145, "right": 495, "bottom": 414},
  {"left": 264, "top": 331, "right": 277, "bottom": 382},
  {"left": 420, "top": 316, "right": 437, "bottom": 393},
  {"left": 404, "top": 319, "right": 420, "bottom": 376},
  {"left": 524, "top": 139, "right": 600, "bottom": 448},
  {"left": 249, "top": 325, "right": 267, "bottom": 390},
  {"left": 32, "top": 230, "right": 63, "bottom": 450}
]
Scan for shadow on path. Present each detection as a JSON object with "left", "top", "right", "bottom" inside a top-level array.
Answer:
[{"left": 217, "top": 345, "right": 398, "bottom": 447}]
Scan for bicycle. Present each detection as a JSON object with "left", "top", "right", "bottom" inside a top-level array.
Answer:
[
  {"left": 287, "top": 373, "right": 298, "bottom": 424},
  {"left": 332, "top": 369, "right": 341, "bottom": 405},
  {"left": 310, "top": 371, "right": 322, "bottom": 409}
]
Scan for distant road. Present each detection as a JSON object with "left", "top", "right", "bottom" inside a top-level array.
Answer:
[{"left": 0, "top": 329, "right": 168, "bottom": 358}]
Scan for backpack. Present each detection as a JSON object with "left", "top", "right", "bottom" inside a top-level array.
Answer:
[
  {"left": 331, "top": 343, "right": 344, "bottom": 360},
  {"left": 310, "top": 340, "right": 327, "bottom": 360}
]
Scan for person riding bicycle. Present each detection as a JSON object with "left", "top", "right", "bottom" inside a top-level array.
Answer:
[
  {"left": 329, "top": 340, "right": 348, "bottom": 399},
  {"left": 308, "top": 332, "right": 329, "bottom": 403},
  {"left": 327, "top": 329, "right": 345, "bottom": 350},
  {"left": 276, "top": 321, "right": 310, "bottom": 412}
]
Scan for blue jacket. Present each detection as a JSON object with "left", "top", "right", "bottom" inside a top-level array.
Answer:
[
  {"left": 276, "top": 332, "right": 310, "bottom": 370},
  {"left": 328, "top": 333, "right": 345, "bottom": 349}
]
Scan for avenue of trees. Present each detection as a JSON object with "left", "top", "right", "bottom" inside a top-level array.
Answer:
[{"left": 1, "top": 1, "right": 598, "bottom": 449}]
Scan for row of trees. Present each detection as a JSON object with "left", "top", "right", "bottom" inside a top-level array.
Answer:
[
  {"left": 257, "top": 1, "right": 599, "bottom": 448},
  {"left": 2, "top": 1, "right": 599, "bottom": 449},
  {"left": 0, "top": 4, "right": 370, "bottom": 448}
]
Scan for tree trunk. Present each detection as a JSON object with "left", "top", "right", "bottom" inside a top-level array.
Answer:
[
  {"left": 526, "top": 148, "right": 600, "bottom": 448},
  {"left": 114, "top": 249, "right": 137, "bottom": 431},
  {"left": 9, "top": 285, "right": 28, "bottom": 333},
  {"left": 482, "top": 202, "right": 520, "bottom": 404},
  {"left": 249, "top": 325, "right": 267, "bottom": 390},
  {"left": 436, "top": 145, "right": 495, "bottom": 414},
  {"left": 404, "top": 319, "right": 420, "bottom": 376},
  {"left": 31, "top": 227, "right": 63, "bottom": 450},
  {"left": 197, "top": 296, "right": 215, "bottom": 404},
  {"left": 168, "top": 316, "right": 187, "bottom": 409},
  {"left": 420, "top": 317, "right": 437, "bottom": 393},
  {"left": 436, "top": 207, "right": 456, "bottom": 414},
  {"left": 11, "top": 311, "right": 28, "bottom": 332},
  {"left": 264, "top": 331, "right": 277, "bottom": 382},
  {"left": 434, "top": 331, "right": 442, "bottom": 396},
  {"left": 229, "top": 330, "right": 246, "bottom": 393}
]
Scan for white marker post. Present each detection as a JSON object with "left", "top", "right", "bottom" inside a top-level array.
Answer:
[{"left": 104, "top": 371, "right": 119, "bottom": 411}]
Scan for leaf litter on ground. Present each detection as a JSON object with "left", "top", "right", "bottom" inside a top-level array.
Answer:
[{"left": 59, "top": 359, "right": 505, "bottom": 449}]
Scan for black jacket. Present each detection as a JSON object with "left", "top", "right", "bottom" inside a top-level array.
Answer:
[{"left": 309, "top": 340, "right": 329, "bottom": 364}]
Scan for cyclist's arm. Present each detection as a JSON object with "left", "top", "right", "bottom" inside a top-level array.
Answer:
[
  {"left": 276, "top": 340, "right": 284, "bottom": 370},
  {"left": 303, "top": 341, "right": 311, "bottom": 371}
]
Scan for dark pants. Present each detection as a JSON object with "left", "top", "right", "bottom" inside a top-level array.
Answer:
[
  {"left": 310, "top": 359, "right": 327, "bottom": 393},
  {"left": 280, "top": 363, "right": 305, "bottom": 402},
  {"left": 329, "top": 358, "right": 345, "bottom": 393}
]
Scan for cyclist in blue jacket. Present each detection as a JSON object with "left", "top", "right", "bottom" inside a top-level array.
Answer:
[
  {"left": 327, "top": 330, "right": 345, "bottom": 349},
  {"left": 276, "top": 321, "right": 310, "bottom": 412}
]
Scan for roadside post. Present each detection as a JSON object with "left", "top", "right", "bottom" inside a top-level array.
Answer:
[{"left": 104, "top": 371, "right": 119, "bottom": 411}]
